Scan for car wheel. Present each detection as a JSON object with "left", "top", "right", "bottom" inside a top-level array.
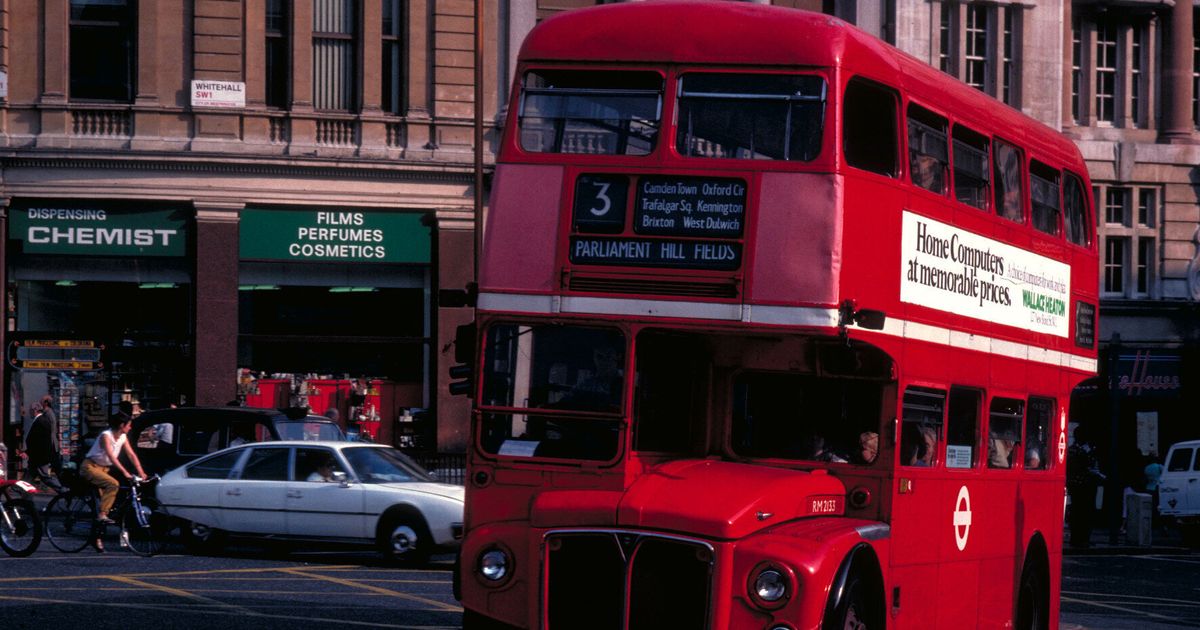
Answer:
[
  {"left": 182, "top": 519, "right": 225, "bottom": 554},
  {"left": 379, "top": 514, "right": 431, "bottom": 566}
]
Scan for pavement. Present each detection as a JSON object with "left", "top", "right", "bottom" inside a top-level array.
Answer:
[{"left": 1062, "top": 521, "right": 1192, "bottom": 555}]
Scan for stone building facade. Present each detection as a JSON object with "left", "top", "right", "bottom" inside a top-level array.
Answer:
[
  {"left": 0, "top": 0, "right": 515, "bottom": 466},
  {"left": 4, "top": 0, "right": 1197, "bottom": 476}
]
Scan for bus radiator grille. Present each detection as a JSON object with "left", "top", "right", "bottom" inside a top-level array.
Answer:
[
  {"left": 567, "top": 275, "right": 739, "bottom": 299},
  {"left": 545, "top": 531, "right": 714, "bottom": 630}
]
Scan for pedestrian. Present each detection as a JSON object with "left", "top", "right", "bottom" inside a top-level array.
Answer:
[
  {"left": 1143, "top": 453, "right": 1164, "bottom": 531},
  {"left": 22, "top": 395, "right": 65, "bottom": 493},
  {"left": 1066, "top": 428, "right": 1106, "bottom": 549}
]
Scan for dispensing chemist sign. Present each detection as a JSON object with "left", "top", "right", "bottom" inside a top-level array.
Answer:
[
  {"left": 240, "top": 209, "right": 431, "bottom": 263},
  {"left": 10, "top": 206, "right": 188, "bottom": 256}
]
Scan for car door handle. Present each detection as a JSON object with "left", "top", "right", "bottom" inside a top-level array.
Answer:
[
  {"left": 226, "top": 488, "right": 242, "bottom": 496},
  {"left": 287, "top": 490, "right": 303, "bottom": 498}
]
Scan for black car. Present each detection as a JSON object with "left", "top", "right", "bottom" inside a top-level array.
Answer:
[{"left": 130, "top": 407, "right": 346, "bottom": 475}]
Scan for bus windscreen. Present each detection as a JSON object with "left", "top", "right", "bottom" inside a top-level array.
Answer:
[
  {"left": 519, "top": 70, "right": 662, "bottom": 155},
  {"left": 676, "top": 72, "right": 825, "bottom": 161}
]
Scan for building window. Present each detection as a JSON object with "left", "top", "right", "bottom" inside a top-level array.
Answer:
[
  {"left": 69, "top": 0, "right": 136, "bottom": 102},
  {"left": 964, "top": 6, "right": 988, "bottom": 90},
  {"left": 937, "top": 3, "right": 1018, "bottom": 105},
  {"left": 1097, "top": 185, "right": 1158, "bottom": 298},
  {"left": 313, "top": 0, "right": 358, "bottom": 112},
  {"left": 382, "top": 0, "right": 405, "bottom": 115},
  {"left": 1071, "top": 18, "right": 1081, "bottom": 124},
  {"left": 1074, "top": 15, "right": 1156, "bottom": 128},
  {"left": 1105, "top": 187, "right": 1127, "bottom": 225},
  {"left": 1104, "top": 237, "right": 1126, "bottom": 294},
  {"left": 1095, "top": 22, "right": 1117, "bottom": 123},
  {"left": 1131, "top": 26, "right": 1143, "bottom": 125},
  {"left": 939, "top": 7, "right": 952, "bottom": 74},
  {"left": 266, "top": 0, "right": 289, "bottom": 109},
  {"left": 1001, "top": 7, "right": 1014, "bottom": 104},
  {"left": 1194, "top": 17, "right": 1200, "bottom": 128}
]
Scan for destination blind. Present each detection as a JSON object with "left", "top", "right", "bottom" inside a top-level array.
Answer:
[
  {"left": 569, "top": 173, "right": 747, "bottom": 271},
  {"left": 569, "top": 236, "right": 741, "bottom": 270}
]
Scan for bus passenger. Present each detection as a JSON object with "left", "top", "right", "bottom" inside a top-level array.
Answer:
[
  {"left": 857, "top": 431, "right": 879, "bottom": 465},
  {"left": 988, "top": 432, "right": 1015, "bottom": 468},
  {"left": 904, "top": 424, "right": 937, "bottom": 466}
]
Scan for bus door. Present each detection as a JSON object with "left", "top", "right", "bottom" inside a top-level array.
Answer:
[
  {"left": 935, "top": 387, "right": 986, "bottom": 629},
  {"left": 970, "top": 394, "right": 1027, "bottom": 627},
  {"left": 888, "top": 385, "right": 949, "bottom": 627}
]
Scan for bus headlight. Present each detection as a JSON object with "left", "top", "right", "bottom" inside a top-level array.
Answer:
[
  {"left": 479, "top": 548, "right": 510, "bottom": 582},
  {"left": 748, "top": 563, "right": 793, "bottom": 608}
]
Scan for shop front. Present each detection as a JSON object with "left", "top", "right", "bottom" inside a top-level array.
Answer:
[
  {"left": 4, "top": 201, "right": 193, "bottom": 469},
  {"left": 237, "top": 207, "right": 432, "bottom": 448}
]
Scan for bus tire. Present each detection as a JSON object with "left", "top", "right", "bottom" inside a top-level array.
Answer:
[
  {"left": 827, "top": 573, "right": 870, "bottom": 630},
  {"left": 823, "top": 545, "right": 883, "bottom": 630},
  {"left": 1015, "top": 561, "right": 1049, "bottom": 630}
]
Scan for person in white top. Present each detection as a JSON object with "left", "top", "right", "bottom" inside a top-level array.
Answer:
[{"left": 80, "top": 401, "right": 148, "bottom": 551}]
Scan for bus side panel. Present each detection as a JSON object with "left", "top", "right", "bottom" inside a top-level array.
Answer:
[
  {"left": 480, "top": 163, "right": 565, "bottom": 293},
  {"left": 838, "top": 172, "right": 906, "bottom": 316},
  {"left": 934, "top": 559, "right": 980, "bottom": 629},
  {"left": 748, "top": 172, "right": 842, "bottom": 306},
  {"left": 972, "top": 477, "right": 1021, "bottom": 628}
]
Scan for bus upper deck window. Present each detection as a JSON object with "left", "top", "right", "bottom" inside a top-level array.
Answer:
[
  {"left": 952, "top": 126, "right": 989, "bottom": 210},
  {"left": 907, "top": 105, "right": 949, "bottom": 194},
  {"left": 676, "top": 73, "right": 825, "bottom": 161},
  {"left": 993, "top": 140, "right": 1024, "bottom": 223},
  {"left": 519, "top": 70, "right": 663, "bottom": 155},
  {"left": 1063, "top": 171, "right": 1092, "bottom": 247},
  {"left": 1030, "top": 161, "right": 1062, "bottom": 236},
  {"left": 843, "top": 78, "right": 898, "bottom": 176}
]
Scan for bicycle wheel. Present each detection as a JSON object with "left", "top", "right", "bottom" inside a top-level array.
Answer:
[
  {"left": 0, "top": 498, "right": 42, "bottom": 557},
  {"left": 122, "top": 497, "right": 166, "bottom": 557},
  {"left": 44, "top": 493, "right": 98, "bottom": 553}
]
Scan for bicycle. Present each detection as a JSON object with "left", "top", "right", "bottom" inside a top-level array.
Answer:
[
  {"left": 43, "top": 473, "right": 165, "bottom": 556},
  {"left": 0, "top": 479, "right": 42, "bottom": 557}
]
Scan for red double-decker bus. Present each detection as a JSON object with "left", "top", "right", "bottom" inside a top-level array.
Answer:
[{"left": 454, "top": 3, "right": 1098, "bottom": 629}]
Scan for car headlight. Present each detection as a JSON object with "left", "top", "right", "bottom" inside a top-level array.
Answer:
[
  {"left": 748, "top": 563, "right": 793, "bottom": 609},
  {"left": 479, "top": 548, "right": 510, "bottom": 582}
]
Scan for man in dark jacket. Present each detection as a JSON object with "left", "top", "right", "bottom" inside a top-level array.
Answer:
[
  {"left": 1066, "top": 427, "right": 1106, "bottom": 549},
  {"left": 23, "top": 395, "right": 65, "bottom": 493}
]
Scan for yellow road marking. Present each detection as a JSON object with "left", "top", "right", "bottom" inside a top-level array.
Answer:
[
  {"left": 279, "top": 568, "right": 462, "bottom": 612},
  {"left": 108, "top": 575, "right": 257, "bottom": 615},
  {"left": 0, "top": 564, "right": 362, "bottom": 583}
]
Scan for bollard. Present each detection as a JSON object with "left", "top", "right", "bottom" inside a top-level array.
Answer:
[{"left": 1125, "top": 491, "right": 1152, "bottom": 547}]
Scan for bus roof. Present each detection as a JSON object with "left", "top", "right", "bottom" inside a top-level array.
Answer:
[{"left": 519, "top": 0, "right": 1080, "bottom": 165}]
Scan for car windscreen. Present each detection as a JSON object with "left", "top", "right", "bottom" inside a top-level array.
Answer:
[
  {"left": 342, "top": 447, "right": 434, "bottom": 483},
  {"left": 275, "top": 420, "right": 345, "bottom": 441}
]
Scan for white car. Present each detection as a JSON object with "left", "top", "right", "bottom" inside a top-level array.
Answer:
[
  {"left": 1160, "top": 439, "right": 1200, "bottom": 545},
  {"left": 156, "top": 440, "right": 464, "bottom": 563}
]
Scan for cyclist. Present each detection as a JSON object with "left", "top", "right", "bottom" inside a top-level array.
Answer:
[{"left": 80, "top": 401, "right": 148, "bottom": 551}]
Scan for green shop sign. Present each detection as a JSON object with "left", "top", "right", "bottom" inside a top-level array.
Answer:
[
  {"left": 10, "top": 205, "right": 189, "bottom": 257},
  {"left": 240, "top": 208, "right": 430, "bottom": 264}
]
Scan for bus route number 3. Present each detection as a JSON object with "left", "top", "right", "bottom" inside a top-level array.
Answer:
[{"left": 573, "top": 175, "right": 628, "bottom": 233}]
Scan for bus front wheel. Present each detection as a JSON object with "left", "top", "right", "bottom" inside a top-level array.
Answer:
[{"left": 825, "top": 574, "right": 870, "bottom": 630}]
